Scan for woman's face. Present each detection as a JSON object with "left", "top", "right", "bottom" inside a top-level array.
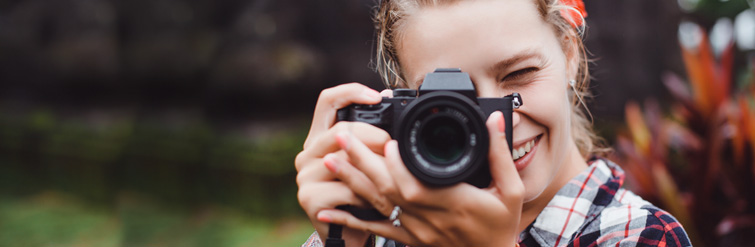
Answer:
[{"left": 397, "top": 0, "right": 576, "bottom": 203}]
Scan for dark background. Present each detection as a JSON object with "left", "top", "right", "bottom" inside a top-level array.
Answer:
[{"left": 0, "top": 0, "right": 750, "bottom": 246}]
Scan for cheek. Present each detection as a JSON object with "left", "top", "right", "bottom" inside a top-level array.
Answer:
[
  {"left": 535, "top": 83, "right": 571, "bottom": 151},
  {"left": 520, "top": 81, "right": 569, "bottom": 128},
  {"left": 519, "top": 81, "right": 572, "bottom": 201}
]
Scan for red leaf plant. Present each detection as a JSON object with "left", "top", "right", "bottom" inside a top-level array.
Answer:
[{"left": 612, "top": 20, "right": 755, "bottom": 246}]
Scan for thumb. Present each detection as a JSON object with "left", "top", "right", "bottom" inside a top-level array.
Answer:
[{"left": 485, "top": 111, "right": 525, "bottom": 200}]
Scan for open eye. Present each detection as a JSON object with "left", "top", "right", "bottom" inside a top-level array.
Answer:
[{"left": 502, "top": 67, "right": 540, "bottom": 81}]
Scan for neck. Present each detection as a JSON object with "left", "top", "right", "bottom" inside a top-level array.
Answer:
[{"left": 517, "top": 144, "right": 588, "bottom": 233}]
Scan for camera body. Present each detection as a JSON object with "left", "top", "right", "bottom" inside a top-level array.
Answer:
[{"left": 337, "top": 68, "right": 521, "bottom": 188}]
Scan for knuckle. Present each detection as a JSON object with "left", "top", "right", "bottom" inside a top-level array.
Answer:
[
  {"left": 295, "top": 169, "right": 309, "bottom": 187},
  {"left": 429, "top": 215, "right": 451, "bottom": 231},
  {"left": 369, "top": 197, "right": 389, "bottom": 215},
  {"left": 361, "top": 221, "right": 376, "bottom": 234},
  {"left": 377, "top": 184, "right": 396, "bottom": 198},
  {"left": 507, "top": 183, "right": 526, "bottom": 200},
  {"left": 401, "top": 186, "right": 423, "bottom": 203},
  {"left": 318, "top": 87, "right": 336, "bottom": 102},
  {"left": 319, "top": 83, "right": 361, "bottom": 104},
  {"left": 294, "top": 151, "right": 308, "bottom": 172},
  {"left": 414, "top": 229, "right": 438, "bottom": 246},
  {"left": 295, "top": 172, "right": 304, "bottom": 187},
  {"left": 302, "top": 135, "right": 314, "bottom": 150},
  {"left": 343, "top": 82, "right": 362, "bottom": 87},
  {"left": 378, "top": 129, "right": 391, "bottom": 142},
  {"left": 297, "top": 186, "right": 312, "bottom": 208},
  {"left": 350, "top": 121, "right": 373, "bottom": 130},
  {"left": 332, "top": 121, "right": 352, "bottom": 133},
  {"left": 295, "top": 163, "right": 324, "bottom": 188},
  {"left": 352, "top": 121, "right": 386, "bottom": 136},
  {"left": 360, "top": 123, "right": 391, "bottom": 142},
  {"left": 295, "top": 164, "right": 314, "bottom": 187}
]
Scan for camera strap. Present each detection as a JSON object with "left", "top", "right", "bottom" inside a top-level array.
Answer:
[{"left": 325, "top": 222, "right": 345, "bottom": 247}]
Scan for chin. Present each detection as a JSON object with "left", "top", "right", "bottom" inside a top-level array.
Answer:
[
  {"left": 519, "top": 159, "right": 551, "bottom": 203},
  {"left": 518, "top": 140, "right": 561, "bottom": 204},
  {"left": 521, "top": 177, "right": 549, "bottom": 203}
]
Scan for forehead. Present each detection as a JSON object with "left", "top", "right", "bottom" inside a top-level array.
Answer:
[{"left": 397, "top": 0, "right": 556, "bottom": 86}]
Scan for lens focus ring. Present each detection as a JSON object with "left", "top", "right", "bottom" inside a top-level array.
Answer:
[{"left": 396, "top": 91, "right": 489, "bottom": 186}]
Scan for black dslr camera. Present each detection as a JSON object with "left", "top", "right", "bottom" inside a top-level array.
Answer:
[{"left": 337, "top": 68, "right": 522, "bottom": 188}]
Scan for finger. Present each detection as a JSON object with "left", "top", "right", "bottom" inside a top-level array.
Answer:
[
  {"left": 299, "top": 122, "right": 391, "bottom": 167},
  {"left": 298, "top": 181, "right": 369, "bottom": 242},
  {"left": 298, "top": 181, "right": 370, "bottom": 216},
  {"left": 305, "top": 83, "right": 382, "bottom": 149},
  {"left": 296, "top": 158, "right": 336, "bottom": 186},
  {"left": 380, "top": 89, "right": 394, "bottom": 98},
  {"left": 324, "top": 153, "right": 395, "bottom": 217},
  {"left": 336, "top": 131, "right": 395, "bottom": 194},
  {"left": 317, "top": 208, "right": 418, "bottom": 245},
  {"left": 383, "top": 140, "right": 472, "bottom": 207},
  {"left": 486, "top": 111, "right": 525, "bottom": 199},
  {"left": 383, "top": 140, "right": 421, "bottom": 197}
]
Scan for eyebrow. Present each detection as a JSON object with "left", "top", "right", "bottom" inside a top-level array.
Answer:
[{"left": 487, "top": 49, "right": 545, "bottom": 75}]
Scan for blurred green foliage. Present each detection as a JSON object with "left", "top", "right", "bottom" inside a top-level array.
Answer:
[
  {"left": 0, "top": 191, "right": 314, "bottom": 246},
  {"left": 0, "top": 106, "right": 313, "bottom": 246}
]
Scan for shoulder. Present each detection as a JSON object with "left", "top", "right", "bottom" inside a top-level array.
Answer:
[{"left": 576, "top": 189, "right": 691, "bottom": 247}]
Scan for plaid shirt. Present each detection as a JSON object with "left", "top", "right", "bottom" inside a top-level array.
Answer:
[
  {"left": 302, "top": 158, "right": 692, "bottom": 247},
  {"left": 518, "top": 158, "right": 691, "bottom": 246}
]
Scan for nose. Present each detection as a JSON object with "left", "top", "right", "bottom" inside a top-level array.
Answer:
[
  {"left": 511, "top": 110, "right": 521, "bottom": 129},
  {"left": 471, "top": 75, "right": 499, "bottom": 98}
]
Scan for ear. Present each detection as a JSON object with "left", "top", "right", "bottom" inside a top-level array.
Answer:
[{"left": 562, "top": 30, "right": 581, "bottom": 86}]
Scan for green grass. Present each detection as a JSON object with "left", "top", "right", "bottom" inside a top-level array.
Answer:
[{"left": 0, "top": 192, "right": 314, "bottom": 247}]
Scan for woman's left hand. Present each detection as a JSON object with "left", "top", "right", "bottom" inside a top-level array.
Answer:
[{"left": 316, "top": 111, "right": 524, "bottom": 247}]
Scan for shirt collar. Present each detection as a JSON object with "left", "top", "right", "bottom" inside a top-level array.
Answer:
[{"left": 520, "top": 158, "right": 626, "bottom": 245}]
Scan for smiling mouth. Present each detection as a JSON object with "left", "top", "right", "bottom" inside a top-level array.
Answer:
[{"left": 512, "top": 134, "right": 542, "bottom": 161}]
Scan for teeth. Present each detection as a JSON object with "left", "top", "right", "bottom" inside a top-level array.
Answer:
[{"left": 513, "top": 138, "right": 537, "bottom": 161}]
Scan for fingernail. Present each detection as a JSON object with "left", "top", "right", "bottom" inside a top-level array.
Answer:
[
  {"left": 323, "top": 154, "right": 339, "bottom": 173},
  {"left": 317, "top": 212, "right": 332, "bottom": 223},
  {"left": 362, "top": 88, "right": 381, "bottom": 101},
  {"left": 497, "top": 112, "right": 505, "bottom": 133},
  {"left": 336, "top": 131, "right": 350, "bottom": 151}
]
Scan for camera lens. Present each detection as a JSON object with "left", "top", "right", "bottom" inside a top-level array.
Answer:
[
  {"left": 396, "top": 91, "right": 489, "bottom": 187},
  {"left": 419, "top": 115, "right": 465, "bottom": 164}
]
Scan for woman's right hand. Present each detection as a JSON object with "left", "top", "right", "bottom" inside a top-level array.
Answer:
[{"left": 295, "top": 83, "right": 391, "bottom": 246}]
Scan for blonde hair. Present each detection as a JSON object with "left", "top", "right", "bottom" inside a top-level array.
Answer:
[{"left": 373, "top": 0, "right": 608, "bottom": 157}]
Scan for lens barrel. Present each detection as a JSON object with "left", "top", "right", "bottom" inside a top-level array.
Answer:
[
  {"left": 418, "top": 114, "right": 467, "bottom": 164},
  {"left": 396, "top": 91, "right": 489, "bottom": 187}
]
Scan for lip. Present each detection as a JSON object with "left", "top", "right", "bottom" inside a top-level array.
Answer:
[
  {"left": 512, "top": 134, "right": 540, "bottom": 149},
  {"left": 513, "top": 134, "right": 542, "bottom": 171}
]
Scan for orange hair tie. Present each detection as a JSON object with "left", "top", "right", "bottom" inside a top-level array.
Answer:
[{"left": 560, "top": 0, "right": 588, "bottom": 28}]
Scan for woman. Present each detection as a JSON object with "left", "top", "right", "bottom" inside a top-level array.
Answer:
[{"left": 296, "top": 0, "right": 692, "bottom": 246}]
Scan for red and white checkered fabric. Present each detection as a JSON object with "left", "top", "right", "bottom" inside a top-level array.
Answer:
[{"left": 301, "top": 158, "right": 692, "bottom": 247}]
